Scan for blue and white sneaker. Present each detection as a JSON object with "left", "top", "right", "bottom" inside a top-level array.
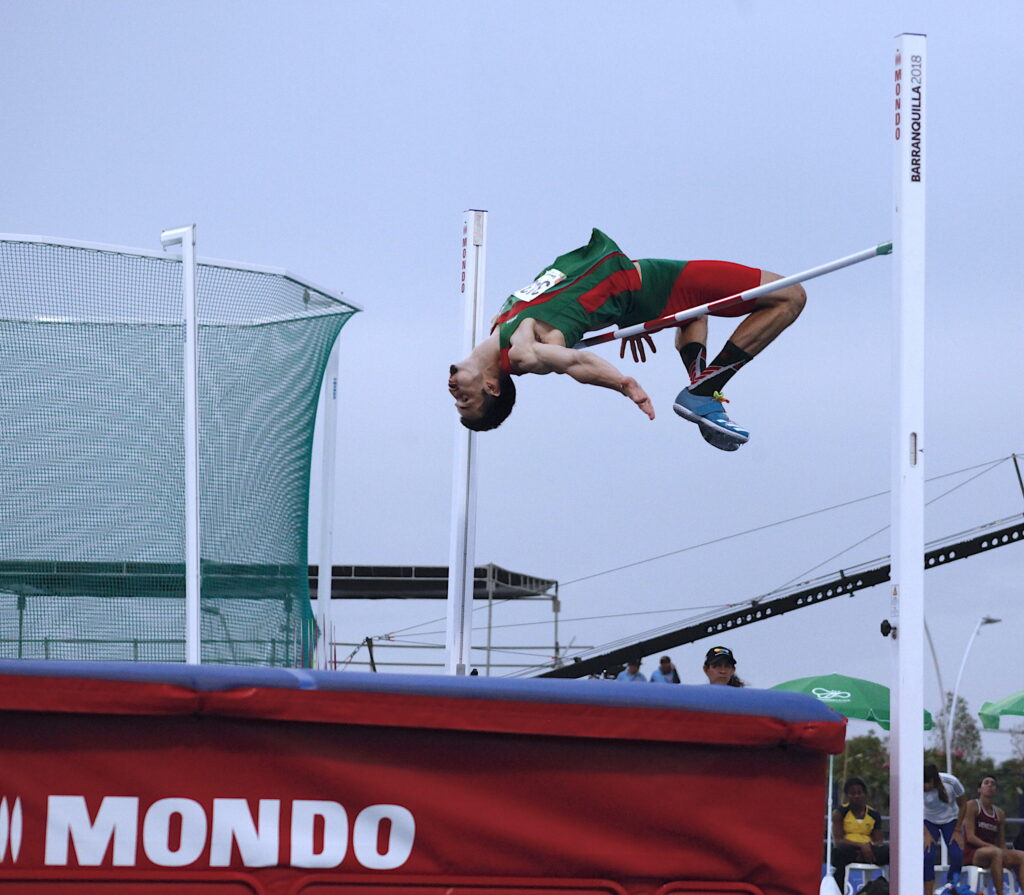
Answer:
[{"left": 673, "top": 387, "right": 749, "bottom": 446}]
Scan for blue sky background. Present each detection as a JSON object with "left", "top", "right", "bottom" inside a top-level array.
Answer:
[{"left": 3, "top": 0, "right": 1022, "bottom": 758}]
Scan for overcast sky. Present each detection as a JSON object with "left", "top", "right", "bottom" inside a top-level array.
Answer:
[{"left": 4, "top": 0, "right": 1022, "bottom": 758}]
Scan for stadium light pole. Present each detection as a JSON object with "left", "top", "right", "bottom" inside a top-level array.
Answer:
[
  {"left": 944, "top": 615, "right": 1001, "bottom": 773},
  {"left": 161, "top": 224, "right": 202, "bottom": 664}
]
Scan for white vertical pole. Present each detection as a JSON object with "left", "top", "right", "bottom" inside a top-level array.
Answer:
[
  {"left": 316, "top": 344, "right": 340, "bottom": 669},
  {"left": 161, "top": 224, "right": 202, "bottom": 664},
  {"left": 890, "top": 33, "right": 926, "bottom": 895},
  {"left": 445, "top": 209, "right": 487, "bottom": 675}
]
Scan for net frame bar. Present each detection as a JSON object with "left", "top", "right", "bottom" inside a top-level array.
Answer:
[
  {"left": 315, "top": 345, "right": 340, "bottom": 669},
  {"left": 889, "top": 32, "right": 927, "bottom": 895},
  {"left": 446, "top": 210, "right": 487, "bottom": 675},
  {"left": 0, "top": 233, "right": 361, "bottom": 313}
]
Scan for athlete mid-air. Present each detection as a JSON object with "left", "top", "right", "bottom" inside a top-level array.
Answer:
[{"left": 448, "top": 228, "right": 806, "bottom": 451}]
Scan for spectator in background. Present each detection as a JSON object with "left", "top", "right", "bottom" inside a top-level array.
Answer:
[
  {"left": 702, "top": 646, "right": 746, "bottom": 687},
  {"left": 650, "top": 655, "right": 681, "bottom": 683},
  {"left": 616, "top": 657, "right": 647, "bottom": 682},
  {"left": 924, "top": 763, "right": 967, "bottom": 894},
  {"left": 963, "top": 776, "right": 1024, "bottom": 895},
  {"left": 830, "top": 776, "right": 889, "bottom": 890}
]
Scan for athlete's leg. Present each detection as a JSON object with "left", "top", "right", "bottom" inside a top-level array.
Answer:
[
  {"left": 721, "top": 270, "right": 806, "bottom": 354},
  {"left": 690, "top": 271, "right": 806, "bottom": 397},
  {"left": 1002, "top": 849, "right": 1024, "bottom": 890},
  {"left": 969, "top": 847, "right": 1003, "bottom": 895},
  {"left": 925, "top": 820, "right": 941, "bottom": 895},
  {"left": 675, "top": 316, "right": 708, "bottom": 383},
  {"left": 663, "top": 261, "right": 763, "bottom": 445},
  {"left": 944, "top": 821, "right": 964, "bottom": 883}
]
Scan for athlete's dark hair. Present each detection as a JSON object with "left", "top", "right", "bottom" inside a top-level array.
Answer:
[
  {"left": 844, "top": 776, "right": 868, "bottom": 795},
  {"left": 924, "top": 763, "right": 949, "bottom": 802},
  {"left": 460, "top": 373, "right": 516, "bottom": 431}
]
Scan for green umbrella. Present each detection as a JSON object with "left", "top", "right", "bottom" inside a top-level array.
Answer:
[
  {"left": 772, "top": 672, "right": 933, "bottom": 892},
  {"left": 771, "top": 672, "right": 934, "bottom": 730},
  {"left": 979, "top": 689, "right": 1024, "bottom": 730}
]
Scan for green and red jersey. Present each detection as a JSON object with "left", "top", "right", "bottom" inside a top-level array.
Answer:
[{"left": 493, "top": 229, "right": 762, "bottom": 374}]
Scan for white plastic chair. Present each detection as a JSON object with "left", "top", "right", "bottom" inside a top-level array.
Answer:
[
  {"left": 844, "top": 862, "right": 886, "bottom": 895},
  {"left": 962, "top": 865, "right": 1022, "bottom": 895}
]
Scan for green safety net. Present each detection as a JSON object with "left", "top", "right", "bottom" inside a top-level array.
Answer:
[{"left": 0, "top": 238, "right": 359, "bottom": 666}]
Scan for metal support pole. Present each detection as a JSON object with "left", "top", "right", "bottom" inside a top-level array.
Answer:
[
  {"left": 889, "top": 33, "right": 926, "bottom": 895},
  {"left": 485, "top": 568, "right": 495, "bottom": 677},
  {"left": 552, "top": 586, "right": 561, "bottom": 668},
  {"left": 316, "top": 345, "right": 340, "bottom": 669},
  {"left": 161, "top": 224, "right": 202, "bottom": 665},
  {"left": 445, "top": 210, "right": 487, "bottom": 675}
]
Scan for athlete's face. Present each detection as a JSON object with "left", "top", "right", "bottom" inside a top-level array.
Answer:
[
  {"left": 448, "top": 364, "right": 487, "bottom": 420},
  {"left": 978, "top": 777, "right": 998, "bottom": 797},
  {"left": 703, "top": 660, "right": 735, "bottom": 685},
  {"left": 845, "top": 784, "right": 867, "bottom": 809}
]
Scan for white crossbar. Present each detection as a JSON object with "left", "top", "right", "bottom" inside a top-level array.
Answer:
[{"left": 573, "top": 242, "right": 892, "bottom": 349}]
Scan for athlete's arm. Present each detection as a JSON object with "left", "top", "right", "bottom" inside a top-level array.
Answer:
[
  {"left": 870, "top": 812, "right": 885, "bottom": 845},
  {"left": 953, "top": 794, "right": 968, "bottom": 846},
  {"left": 963, "top": 801, "right": 981, "bottom": 849},
  {"left": 509, "top": 339, "right": 654, "bottom": 419}
]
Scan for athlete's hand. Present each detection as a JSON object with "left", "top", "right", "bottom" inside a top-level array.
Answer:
[
  {"left": 619, "top": 334, "right": 656, "bottom": 363},
  {"left": 622, "top": 376, "right": 655, "bottom": 420}
]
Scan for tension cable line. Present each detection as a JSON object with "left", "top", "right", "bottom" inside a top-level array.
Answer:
[
  {"left": 767, "top": 454, "right": 1010, "bottom": 591},
  {"left": 559, "top": 454, "right": 1013, "bottom": 589},
  {"left": 372, "top": 454, "right": 1015, "bottom": 643}
]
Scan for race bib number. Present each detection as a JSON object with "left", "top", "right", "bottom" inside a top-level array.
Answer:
[{"left": 511, "top": 268, "right": 566, "bottom": 301}]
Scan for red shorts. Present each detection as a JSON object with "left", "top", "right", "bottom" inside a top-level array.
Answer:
[{"left": 636, "top": 258, "right": 763, "bottom": 320}]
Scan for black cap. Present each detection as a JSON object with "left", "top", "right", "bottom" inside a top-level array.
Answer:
[{"left": 705, "top": 646, "right": 736, "bottom": 666}]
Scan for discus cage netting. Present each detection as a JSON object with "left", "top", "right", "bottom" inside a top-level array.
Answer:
[{"left": 0, "top": 236, "right": 358, "bottom": 665}]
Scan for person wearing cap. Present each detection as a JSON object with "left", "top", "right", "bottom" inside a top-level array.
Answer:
[
  {"left": 649, "top": 655, "right": 681, "bottom": 684},
  {"left": 702, "top": 646, "right": 746, "bottom": 687},
  {"left": 616, "top": 657, "right": 647, "bottom": 682}
]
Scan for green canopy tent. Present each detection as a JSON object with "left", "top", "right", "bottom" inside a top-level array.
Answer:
[
  {"left": 979, "top": 689, "right": 1024, "bottom": 729},
  {"left": 772, "top": 673, "right": 934, "bottom": 894}
]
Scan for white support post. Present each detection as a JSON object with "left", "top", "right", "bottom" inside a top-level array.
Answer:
[
  {"left": 890, "top": 33, "right": 926, "bottom": 895},
  {"left": 445, "top": 210, "right": 487, "bottom": 675},
  {"left": 316, "top": 344, "right": 340, "bottom": 669},
  {"left": 161, "top": 224, "right": 202, "bottom": 665}
]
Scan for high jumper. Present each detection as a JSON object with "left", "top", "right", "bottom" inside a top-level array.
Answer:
[{"left": 448, "top": 228, "right": 807, "bottom": 451}]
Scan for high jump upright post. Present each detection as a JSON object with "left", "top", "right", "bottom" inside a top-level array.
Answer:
[
  {"left": 446, "top": 210, "right": 488, "bottom": 675},
  {"left": 889, "top": 33, "right": 926, "bottom": 895},
  {"left": 161, "top": 224, "right": 202, "bottom": 665}
]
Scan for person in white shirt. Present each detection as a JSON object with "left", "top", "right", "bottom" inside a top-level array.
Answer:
[{"left": 923, "top": 763, "right": 967, "bottom": 894}]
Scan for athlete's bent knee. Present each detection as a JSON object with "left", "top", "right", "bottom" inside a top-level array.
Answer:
[{"left": 787, "top": 284, "right": 807, "bottom": 320}]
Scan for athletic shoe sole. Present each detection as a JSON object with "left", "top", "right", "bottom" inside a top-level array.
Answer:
[{"left": 701, "top": 427, "right": 741, "bottom": 451}]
